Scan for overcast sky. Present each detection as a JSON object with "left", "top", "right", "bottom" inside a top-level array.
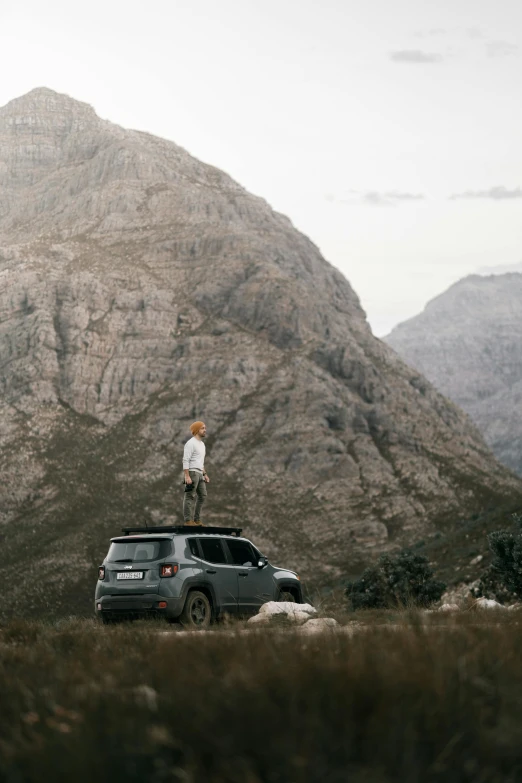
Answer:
[{"left": 1, "top": 0, "right": 521, "bottom": 335}]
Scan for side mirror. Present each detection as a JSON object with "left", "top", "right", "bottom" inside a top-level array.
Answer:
[{"left": 258, "top": 557, "right": 268, "bottom": 569}]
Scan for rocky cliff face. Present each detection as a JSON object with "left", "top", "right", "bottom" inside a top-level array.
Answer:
[
  {"left": 0, "top": 88, "right": 520, "bottom": 617},
  {"left": 385, "top": 273, "right": 522, "bottom": 474}
]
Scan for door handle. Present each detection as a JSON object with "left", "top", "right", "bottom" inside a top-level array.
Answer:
[
  {"left": 206, "top": 569, "right": 217, "bottom": 575},
  {"left": 238, "top": 572, "right": 248, "bottom": 577}
]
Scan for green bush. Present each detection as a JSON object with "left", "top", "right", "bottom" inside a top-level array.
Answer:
[
  {"left": 345, "top": 550, "right": 446, "bottom": 610},
  {"left": 486, "top": 512, "right": 522, "bottom": 598}
]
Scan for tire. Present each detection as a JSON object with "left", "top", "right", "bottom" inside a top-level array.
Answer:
[
  {"left": 180, "top": 590, "right": 212, "bottom": 630},
  {"left": 278, "top": 590, "right": 295, "bottom": 603}
]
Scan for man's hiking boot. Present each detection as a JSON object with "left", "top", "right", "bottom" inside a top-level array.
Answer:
[
  {"left": 184, "top": 521, "right": 197, "bottom": 526},
  {"left": 194, "top": 520, "right": 205, "bottom": 526}
]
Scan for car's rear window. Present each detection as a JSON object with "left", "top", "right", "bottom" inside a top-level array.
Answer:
[{"left": 107, "top": 539, "right": 172, "bottom": 563}]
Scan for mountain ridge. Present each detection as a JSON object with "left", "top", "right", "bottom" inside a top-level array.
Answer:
[{"left": 386, "top": 272, "right": 522, "bottom": 472}]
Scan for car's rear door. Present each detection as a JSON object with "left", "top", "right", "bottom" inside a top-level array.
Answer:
[
  {"left": 197, "top": 537, "right": 238, "bottom": 615},
  {"left": 223, "top": 538, "right": 275, "bottom": 614}
]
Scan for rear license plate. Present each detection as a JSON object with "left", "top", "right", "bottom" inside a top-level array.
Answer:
[{"left": 117, "top": 571, "right": 144, "bottom": 580}]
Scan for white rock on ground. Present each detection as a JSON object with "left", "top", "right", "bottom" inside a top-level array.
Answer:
[
  {"left": 438, "top": 603, "right": 461, "bottom": 612},
  {"left": 299, "top": 618, "right": 339, "bottom": 633},
  {"left": 247, "top": 611, "right": 310, "bottom": 626},
  {"left": 286, "top": 611, "right": 313, "bottom": 625},
  {"left": 440, "top": 580, "right": 479, "bottom": 605},
  {"left": 247, "top": 613, "right": 272, "bottom": 625},
  {"left": 132, "top": 685, "right": 158, "bottom": 711},
  {"left": 474, "top": 597, "right": 506, "bottom": 610},
  {"left": 258, "top": 602, "right": 317, "bottom": 616},
  {"left": 248, "top": 602, "right": 319, "bottom": 627}
]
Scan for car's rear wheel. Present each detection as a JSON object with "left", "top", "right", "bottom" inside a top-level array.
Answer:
[
  {"left": 278, "top": 590, "right": 295, "bottom": 603},
  {"left": 180, "top": 590, "right": 212, "bottom": 630}
]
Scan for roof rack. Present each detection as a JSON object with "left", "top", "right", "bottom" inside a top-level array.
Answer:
[{"left": 121, "top": 525, "right": 243, "bottom": 537}]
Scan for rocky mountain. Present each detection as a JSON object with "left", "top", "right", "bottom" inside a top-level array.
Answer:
[
  {"left": 385, "top": 274, "right": 522, "bottom": 474},
  {"left": 0, "top": 88, "right": 520, "bottom": 618}
]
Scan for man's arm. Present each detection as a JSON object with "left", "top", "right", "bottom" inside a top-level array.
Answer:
[{"left": 183, "top": 441, "right": 194, "bottom": 484}]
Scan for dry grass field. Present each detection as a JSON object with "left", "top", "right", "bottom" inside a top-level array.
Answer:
[{"left": 1, "top": 612, "right": 522, "bottom": 782}]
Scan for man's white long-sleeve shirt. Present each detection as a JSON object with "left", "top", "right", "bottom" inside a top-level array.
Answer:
[{"left": 183, "top": 437, "right": 206, "bottom": 471}]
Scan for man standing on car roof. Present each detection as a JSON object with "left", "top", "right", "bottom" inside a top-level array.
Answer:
[{"left": 182, "top": 421, "right": 210, "bottom": 526}]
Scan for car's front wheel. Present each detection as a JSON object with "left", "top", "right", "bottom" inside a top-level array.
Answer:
[{"left": 180, "top": 590, "right": 212, "bottom": 630}]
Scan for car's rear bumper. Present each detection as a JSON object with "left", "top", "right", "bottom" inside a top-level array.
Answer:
[{"left": 95, "top": 595, "right": 184, "bottom": 621}]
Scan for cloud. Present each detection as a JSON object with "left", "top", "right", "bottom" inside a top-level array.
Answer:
[
  {"left": 390, "top": 49, "right": 443, "bottom": 64},
  {"left": 359, "top": 192, "right": 392, "bottom": 207},
  {"left": 450, "top": 186, "right": 522, "bottom": 201},
  {"left": 465, "top": 27, "right": 485, "bottom": 40},
  {"left": 386, "top": 191, "right": 425, "bottom": 201},
  {"left": 330, "top": 191, "right": 425, "bottom": 207},
  {"left": 405, "top": 28, "right": 518, "bottom": 60},
  {"left": 486, "top": 40, "right": 518, "bottom": 58},
  {"left": 413, "top": 28, "right": 446, "bottom": 39}
]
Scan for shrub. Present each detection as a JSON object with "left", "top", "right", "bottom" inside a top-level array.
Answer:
[
  {"left": 486, "top": 512, "right": 522, "bottom": 598},
  {"left": 3, "top": 619, "right": 522, "bottom": 782},
  {"left": 345, "top": 550, "right": 446, "bottom": 610}
]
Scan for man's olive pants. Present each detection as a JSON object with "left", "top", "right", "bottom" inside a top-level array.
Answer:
[{"left": 183, "top": 470, "right": 207, "bottom": 522}]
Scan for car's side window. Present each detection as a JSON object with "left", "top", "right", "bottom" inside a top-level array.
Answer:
[
  {"left": 188, "top": 538, "right": 200, "bottom": 557},
  {"left": 199, "top": 538, "right": 228, "bottom": 565},
  {"left": 225, "top": 539, "right": 256, "bottom": 567}
]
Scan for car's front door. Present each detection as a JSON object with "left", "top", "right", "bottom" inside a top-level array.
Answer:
[
  {"left": 197, "top": 537, "right": 239, "bottom": 616},
  {"left": 223, "top": 538, "right": 275, "bottom": 614}
]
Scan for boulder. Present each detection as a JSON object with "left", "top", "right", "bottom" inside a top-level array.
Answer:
[
  {"left": 247, "top": 613, "right": 272, "bottom": 625},
  {"left": 286, "top": 611, "right": 312, "bottom": 625},
  {"left": 299, "top": 618, "right": 339, "bottom": 633},
  {"left": 259, "top": 602, "right": 317, "bottom": 616},
  {"left": 474, "top": 597, "right": 506, "bottom": 610},
  {"left": 440, "top": 580, "right": 479, "bottom": 605}
]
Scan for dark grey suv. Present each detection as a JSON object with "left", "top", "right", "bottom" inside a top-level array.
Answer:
[{"left": 94, "top": 525, "right": 303, "bottom": 628}]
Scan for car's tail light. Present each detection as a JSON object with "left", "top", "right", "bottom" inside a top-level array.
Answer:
[
  {"left": 160, "top": 563, "right": 178, "bottom": 578},
  {"left": 98, "top": 566, "right": 105, "bottom": 580},
  {"left": 158, "top": 601, "right": 167, "bottom": 609}
]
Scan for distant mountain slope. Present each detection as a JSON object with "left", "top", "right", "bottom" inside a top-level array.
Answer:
[
  {"left": 0, "top": 89, "right": 520, "bottom": 618},
  {"left": 385, "top": 273, "right": 522, "bottom": 473}
]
